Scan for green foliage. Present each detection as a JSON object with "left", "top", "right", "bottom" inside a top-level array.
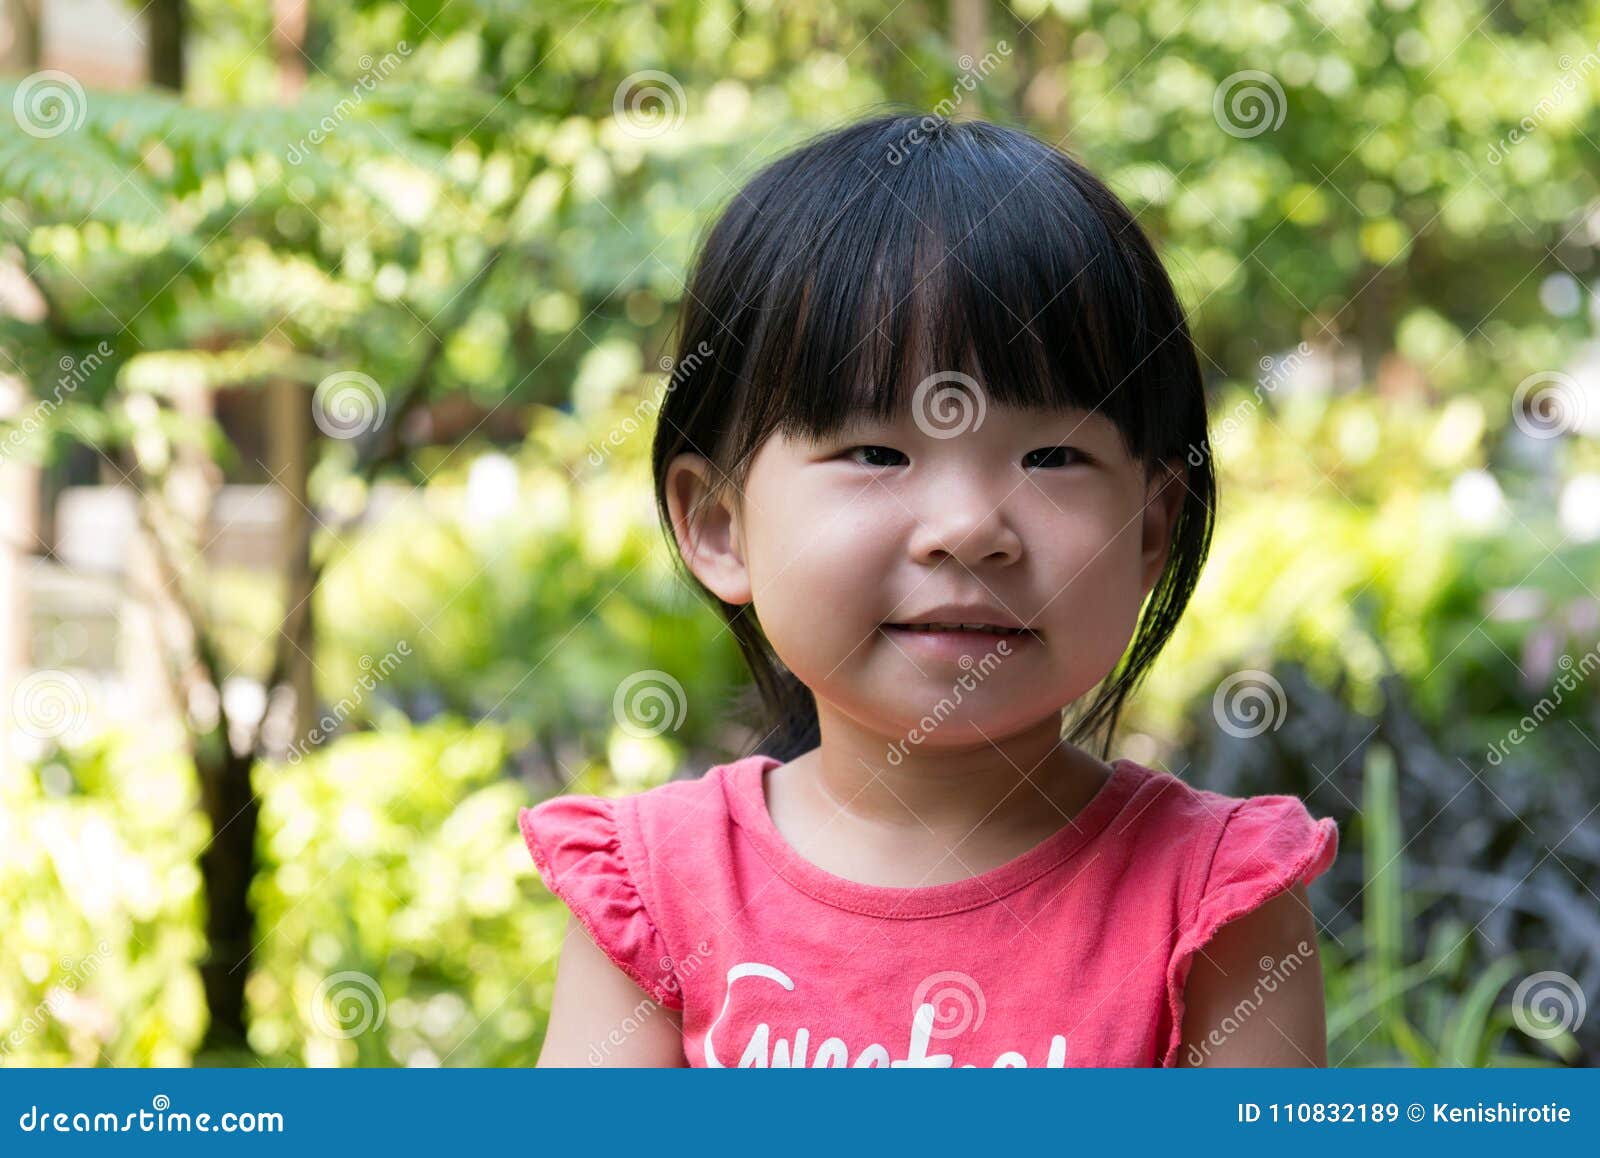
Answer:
[
  {"left": 0, "top": 726, "right": 207, "bottom": 1065},
  {"left": 1318, "top": 744, "right": 1581, "bottom": 1067},
  {"left": 312, "top": 399, "right": 749, "bottom": 766},
  {"left": 248, "top": 718, "right": 564, "bottom": 1066}
]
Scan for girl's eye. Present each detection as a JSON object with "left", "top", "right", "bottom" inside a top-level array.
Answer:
[
  {"left": 1024, "top": 446, "right": 1085, "bottom": 469},
  {"left": 847, "top": 445, "right": 908, "bottom": 467}
]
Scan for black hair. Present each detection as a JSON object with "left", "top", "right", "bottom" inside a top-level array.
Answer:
[{"left": 651, "top": 111, "right": 1215, "bottom": 765}]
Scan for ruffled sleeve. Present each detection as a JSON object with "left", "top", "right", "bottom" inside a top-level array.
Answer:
[
  {"left": 518, "top": 795, "right": 683, "bottom": 1010},
  {"left": 1163, "top": 795, "right": 1339, "bottom": 1066}
]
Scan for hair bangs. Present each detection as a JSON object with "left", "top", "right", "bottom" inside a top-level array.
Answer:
[{"left": 727, "top": 117, "right": 1173, "bottom": 468}]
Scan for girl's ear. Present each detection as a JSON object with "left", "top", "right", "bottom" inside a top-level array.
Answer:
[
  {"left": 664, "top": 452, "right": 753, "bottom": 606},
  {"left": 1139, "top": 459, "right": 1187, "bottom": 598}
]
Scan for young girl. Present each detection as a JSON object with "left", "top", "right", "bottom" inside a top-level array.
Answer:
[{"left": 521, "top": 112, "right": 1339, "bottom": 1068}]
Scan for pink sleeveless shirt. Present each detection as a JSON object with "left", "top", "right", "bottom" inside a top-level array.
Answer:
[{"left": 518, "top": 754, "right": 1338, "bottom": 1068}]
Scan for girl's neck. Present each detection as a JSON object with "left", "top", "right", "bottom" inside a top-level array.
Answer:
[{"left": 772, "top": 703, "right": 1113, "bottom": 854}]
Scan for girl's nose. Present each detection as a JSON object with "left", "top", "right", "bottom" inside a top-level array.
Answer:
[{"left": 905, "top": 486, "right": 1024, "bottom": 568}]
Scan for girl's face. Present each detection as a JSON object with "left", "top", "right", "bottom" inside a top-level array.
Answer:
[{"left": 667, "top": 399, "right": 1185, "bottom": 745}]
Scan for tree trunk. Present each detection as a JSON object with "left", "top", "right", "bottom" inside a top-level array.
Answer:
[
  {"left": 146, "top": 0, "right": 186, "bottom": 91},
  {"left": 267, "top": 377, "right": 315, "bottom": 740},
  {"left": 195, "top": 736, "right": 260, "bottom": 1058},
  {"left": 950, "top": 0, "right": 989, "bottom": 115},
  {"left": 2, "top": 0, "right": 41, "bottom": 71}
]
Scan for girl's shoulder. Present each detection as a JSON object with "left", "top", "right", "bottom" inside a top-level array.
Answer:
[
  {"left": 1107, "top": 757, "right": 1339, "bottom": 905},
  {"left": 516, "top": 755, "right": 763, "bottom": 1009},
  {"left": 518, "top": 754, "right": 752, "bottom": 869},
  {"left": 1108, "top": 759, "right": 1341, "bottom": 1066}
]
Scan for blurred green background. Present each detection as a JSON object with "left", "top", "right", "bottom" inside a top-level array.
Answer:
[{"left": 0, "top": 0, "right": 1597, "bottom": 1067}]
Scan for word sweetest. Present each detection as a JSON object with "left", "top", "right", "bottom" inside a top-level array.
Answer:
[{"left": 702, "top": 962, "right": 1069, "bottom": 1068}]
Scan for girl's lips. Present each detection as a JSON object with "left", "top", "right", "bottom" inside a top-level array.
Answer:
[{"left": 880, "top": 624, "right": 1039, "bottom": 663}]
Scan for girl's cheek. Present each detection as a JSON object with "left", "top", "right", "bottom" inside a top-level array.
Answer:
[
  {"left": 756, "top": 491, "right": 883, "bottom": 574},
  {"left": 1034, "top": 520, "right": 1148, "bottom": 639},
  {"left": 823, "top": 502, "right": 902, "bottom": 557},
  {"left": 1039, "top": 506, "right": 1138, "bottom": 574},
  {"left": 760, "top": 483, "right": 899, "bottom": 569},
  {"left": 746, "top": 512, "right": 874, "bottom": 622}
]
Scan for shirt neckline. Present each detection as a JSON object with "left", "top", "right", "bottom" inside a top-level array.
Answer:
[{"left": 723, "top": 752, "right": 1143, "bottom": 919}]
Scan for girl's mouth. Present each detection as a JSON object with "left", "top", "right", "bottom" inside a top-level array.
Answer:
[
  {"left": 880, "top": 623, "right": 1041, "bottom": 662},
  {"left": 885, "top": 622, "right": 1036, "bottom": 637}
]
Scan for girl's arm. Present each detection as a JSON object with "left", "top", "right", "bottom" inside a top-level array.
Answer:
[
  {"left": 1176, "top": 882, "right": 1329, "bottom": 1066},
  {"left": 536, "top": 914, "right": 689, "bottom": 1067}
]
